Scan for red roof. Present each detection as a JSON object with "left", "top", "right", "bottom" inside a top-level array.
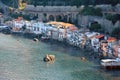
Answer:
[
  {"left": 95, "top": 34, "right": 104, "bottom": 39},
  {"left": 107, "top": 37, "right": 117, "bottom": 42},
  {"left": 69, "top": 26, "right": 78, "bottom": 31}
]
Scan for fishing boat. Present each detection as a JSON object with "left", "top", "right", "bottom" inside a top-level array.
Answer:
[{"left": 101, "top": 58, "right": 120, "bottom": 69}]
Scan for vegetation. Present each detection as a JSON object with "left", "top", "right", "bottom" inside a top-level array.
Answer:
[
  {"left": 105, "top": 14, "right": 120, "bottom": 24},
  {"left": 111, "top": 27, "right": 120, "bottom": 39},
  {"left": 103, "top": 0, "right": 120, "bottom": 6},
  {"left": 80, "top": 6, "right": 102, "bottom": 16},
  {"left": 2, "top": 0, "right": 18, "bottom": 8},
  {"left": 9, "top": 12, "right": 38, "bottom": 20},
  {"left": 0, "top": 8, "right": 4, "bottom": 13},
  {"left": 1, "top": 0, "right": 120, "bottom": 7},
  {"left": 89, "top": 22, "right": 104, "bottom": 33}
]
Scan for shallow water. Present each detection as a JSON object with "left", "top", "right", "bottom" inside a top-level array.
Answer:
[{"left": 0, "top": 33, "right": 120, "bottom": 80}]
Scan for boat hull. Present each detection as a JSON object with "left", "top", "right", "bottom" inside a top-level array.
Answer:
[
  {"left": 104, "top": 66, "right": 120, "bottom": 70},
  {"left": 101, "top": 58, "right": 120, "bottom": 70}
]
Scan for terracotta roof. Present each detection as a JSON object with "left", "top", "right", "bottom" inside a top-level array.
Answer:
[
  {"left": 69, "top": 26, "right": 78, "bottom": 31},
  {"left": 107, "top": 37, "right": 117, "bottom": 42},
  {"left": 95, "top": 34, "right": 104, "bottom": 39},
  {"left": 47, "top": 21, "right": 78, "bottom": 31}
]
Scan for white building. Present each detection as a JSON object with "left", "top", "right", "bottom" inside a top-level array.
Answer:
[{"left": 32, "top": 22, "right": 46, "bottom": 34}]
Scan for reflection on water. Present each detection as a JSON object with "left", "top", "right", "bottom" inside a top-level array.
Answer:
[{"left": 0, "top": 33, "right": 120, "bottom": 80}]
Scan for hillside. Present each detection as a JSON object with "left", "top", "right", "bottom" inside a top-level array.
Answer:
[{"left": 1, "top": 0, "right": 120, "bottom": 7}]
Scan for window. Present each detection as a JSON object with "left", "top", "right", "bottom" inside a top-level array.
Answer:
[
  {"left": 37, "top": 27, "right": 39, "bottom": 31},
  {"left": 34, "top": 27, "right": 36, "bottom": 31}
]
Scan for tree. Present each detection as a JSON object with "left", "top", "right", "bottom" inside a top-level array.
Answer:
[
  {"left": 89, "top": 22, "right": 102, "bottom": 32},
  {"left": 0, "top": 8, "right": 4, "bottom": 13},
  {"left": 2, "top": 0, "right": 120, "bottom": 7},
  {"left": 103, "top": 0, "right": 119, "bottom": 6},
  {"left": 111, "top": 27, "right": 120, "bottom": 39},
  {"left": 9, "top": 12, "right": 31, "bottom": 20},
  {"left": 105, "top": 14, "right": 120, "bottom": 24},
  {"left": 80, "top": 6, "right": 102, "bottom": 16}
]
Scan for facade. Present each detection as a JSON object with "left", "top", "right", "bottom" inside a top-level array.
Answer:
[{"left": 23, "top": 5, "right": 80, "bottom": 23}]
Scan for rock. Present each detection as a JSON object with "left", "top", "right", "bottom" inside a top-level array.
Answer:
[
  {"left": 43, "top": 54, "right": 55, "bottom": 62},
  {"left": 33, "top": 38, "right": 39, "bottom": 42},
  {"left": 81, "top": 57, "right": 86, "bottom": 61}
]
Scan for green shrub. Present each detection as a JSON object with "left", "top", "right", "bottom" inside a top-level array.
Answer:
[
  {"left": 9, "top": 13, "right": 31, "bottom": 20},
  {"left": 105, "top": 14, "right": 120, "bottom": 24},
  {"left": 89, "top": 22, "right": 102, "bottom": 32},
  {"left": 80, "top": 6, "right": 102, "bottom": 16},
  {"left": 111, "top": 27, "right": 120, "bottom": 39}
]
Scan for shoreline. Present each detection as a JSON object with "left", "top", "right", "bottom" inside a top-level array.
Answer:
[
  {"left": 1, "top": 33, "right": 119, "bottom": 80},
  {"left": 0, "top": 32, "right": 102, "bottom": 65}
]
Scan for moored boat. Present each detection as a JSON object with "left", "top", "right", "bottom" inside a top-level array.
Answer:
[
  {"left": 41, "top": 35, "right": 50, "bottom": 41},
  {"left": 101, "top": 58, "right": 120, "bottom": 69}
]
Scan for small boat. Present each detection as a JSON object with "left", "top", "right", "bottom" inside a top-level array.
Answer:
[
  {"left": 100, "top": 58, "right": 120, "bottom": 69},
  {"left": 33, "top": 38, "right": 39, "bottom": 42},
  {"left": 41, "top": 36, "right": 50, "bottom": 40}
]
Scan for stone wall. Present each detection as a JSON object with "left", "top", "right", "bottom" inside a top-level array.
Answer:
[
  {"left": 24, "top": 5, "right": 120, "bottom": 33},
  {"left": 25, "top": 4, "right": 120, "bottom": 12},
  {"left": 24, "top": 5, "right": 80, "bottom": 12},
  {"left": 77, "top": 15, "right": 120, "bottom": 33},
  {"left": 24, "top": 5, "right": 80, "bottom": 22},
  {"left": 95, "top": 4, "right": 120, "bottom": 12}
]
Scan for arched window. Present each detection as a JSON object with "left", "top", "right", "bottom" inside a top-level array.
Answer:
[
  {"left": 56, "top": 15, "right": 62, "bottom": 21},
  {"left": 63, "top": 15, "right": 68, "bottom": 22},
  {"left": 49, "top": 15, "right": 54, "bottom": 21}
]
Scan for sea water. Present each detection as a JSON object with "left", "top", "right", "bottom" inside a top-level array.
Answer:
[{"left": 0, "top": 33, "right": 120, "bottom": 80}]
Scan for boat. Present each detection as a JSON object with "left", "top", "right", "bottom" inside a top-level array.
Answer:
[
  {"left": 101, "top": 58, "right": 120, "bottom": 69},
  {"left": 41, "top": 35, "right": 50, "bottom": 40},
  {"left": 33, "top": 38, "right": 39, "bottom": 42}
]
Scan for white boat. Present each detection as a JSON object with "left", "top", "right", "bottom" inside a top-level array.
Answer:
[
  {"left": 101, "top": 58, "right": 120, "bottom": 69},
  {"left": 41, "top": 35, "right": 50, "bottom": 40}
]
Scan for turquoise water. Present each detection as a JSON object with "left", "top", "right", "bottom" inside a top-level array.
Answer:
[{"left": 0, "top": 33, "right": 120, "bottom": 80}]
